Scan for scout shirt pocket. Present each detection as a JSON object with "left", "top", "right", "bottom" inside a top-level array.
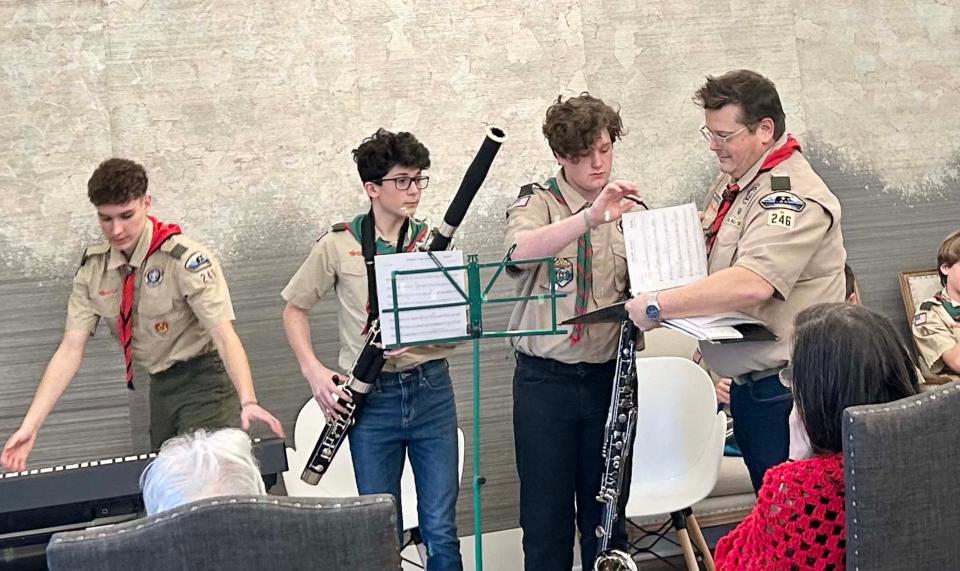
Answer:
[
  {"left": 337, "top": 255, "right": 370, "bottom": 310},
  {"left": 710, "top": 219, "right": 741, "bottom": 270},
  {"left": 89, "top": 287, "right": 121, "bottom": 335},
  {"left": 537, "top": 244, "right": 578, "bottom": 293}
]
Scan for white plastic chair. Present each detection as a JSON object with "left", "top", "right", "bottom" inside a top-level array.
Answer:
[
  {"left": 283, "top": 398, "right": 466, "bottom": 565},
  {"left": 625, "top": 356, "right": 726, "bottom": 571}
]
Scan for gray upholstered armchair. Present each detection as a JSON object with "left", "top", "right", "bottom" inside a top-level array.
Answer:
[
  {"left": 843, "top": 381, "right": 960, "bottom": 571},
  {"left": 46, "top": 494, "right": 400, "bottom": 571}
]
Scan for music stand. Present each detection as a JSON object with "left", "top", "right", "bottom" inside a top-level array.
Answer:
[{"left": 381, "top": 249, "right": 566, "bottom": 571}]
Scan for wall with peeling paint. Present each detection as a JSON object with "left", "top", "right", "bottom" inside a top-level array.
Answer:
[{"left": 1, "top": 0, "right": 957, "bottom": 532}]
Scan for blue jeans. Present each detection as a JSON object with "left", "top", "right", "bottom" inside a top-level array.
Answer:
[
  {"left": 512, "top": 352, "right": 630, "bottom": 571},
  {"left": 349, "top": 358, "right": 463, "bottom": 571},
  {"left": 730, "top": 373, "right": 793, "bottom": 492}
]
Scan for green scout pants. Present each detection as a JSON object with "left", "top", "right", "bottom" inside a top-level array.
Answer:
[{"left": 148, "top": 352, "right": 241, "bottom": 449}]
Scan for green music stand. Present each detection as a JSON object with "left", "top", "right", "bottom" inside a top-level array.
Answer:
[{"left": 381, "top": 249, "right": 566, "bottom": 571}]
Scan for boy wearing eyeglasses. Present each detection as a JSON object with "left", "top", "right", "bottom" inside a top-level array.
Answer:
[
  {"left": 626, "top": 70, "right": 847, "bottom": 492},
  {"left": 281, "top": 128, "right": 462, "bottom": 570}
]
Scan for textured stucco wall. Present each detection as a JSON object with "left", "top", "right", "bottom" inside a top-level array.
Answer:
[{"left": 1, "top": 0, "right": 958, "bottom": 533}]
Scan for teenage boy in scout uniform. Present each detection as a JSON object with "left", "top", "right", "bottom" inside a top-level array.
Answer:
[
  {"left": 626, "top": 70, "right": 847, "bottom": 492},
  {"left": 281, "top": 129, "right": 462, "bottom": 570},
  {"left": 504, "top": 94, "right": 642, "bottom": 571},
  {"left": 1, "top": 158, "right": 283, "bottom": 473},
  {"left": 912, "top": 229, "right": 960, "bottom": 381}
]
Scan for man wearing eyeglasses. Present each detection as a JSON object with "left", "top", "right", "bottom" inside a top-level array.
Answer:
[
  {"left": 281, "top": 129, "right": 463, "bottom": 570},
  {"left": 625, "top": 70, "right": 847, "bottom": 492}
]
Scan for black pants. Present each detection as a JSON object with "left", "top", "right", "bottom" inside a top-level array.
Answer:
[{"left": 513, "top": 352, "right": 632, "bottom": 571}]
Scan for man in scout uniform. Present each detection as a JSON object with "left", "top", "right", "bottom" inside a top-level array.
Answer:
[
  {"left": 912, "top": 229, "right": 960, "bottom": 380},
  {"left": 504, "top": 93, "right": 642, "bottom": 571},
  {"left": 281, "top": 129, "right": 462, "bottom": 570},
  {"left": 1, "top": 158, "right": 283, "bottom": 473},
  {"left": 626, "top": 70, "right": 847, "bottom": 492}
]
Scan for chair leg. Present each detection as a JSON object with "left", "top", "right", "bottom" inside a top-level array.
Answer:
[
  {"left": 671, "top": 511, "right": 700, "bottom": 571},
  {"left": 686, "top": 513, "right": 715, "bottom": 571},
  {"left": 676, "top": 529, "right": 699, "bottom": 571}
]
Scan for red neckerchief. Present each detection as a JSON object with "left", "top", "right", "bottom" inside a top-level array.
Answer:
[
  {"left": 706, "top": 135, "right": 802, "bottom": 254},
  {"left": 118, "top": 217, "right": 181, "bottom": 389}
]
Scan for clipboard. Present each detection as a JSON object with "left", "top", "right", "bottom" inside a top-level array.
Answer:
[{"left": 563, "top": 301, "right": 778, "bottom": 344}]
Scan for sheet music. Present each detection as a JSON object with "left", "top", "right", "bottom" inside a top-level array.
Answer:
[
  {"left": 375, "top": 251, "right": 468, "bottom": 346},
  {"left": 621, "top": 202, "right": 707, "bottom": 295}
]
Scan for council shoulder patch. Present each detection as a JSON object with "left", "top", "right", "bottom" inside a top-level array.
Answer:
[
  {"left": 184, "top": 252, "right": 212, "bottom": 272},
  {"left": 760, "top": 192, "right": 806, "bottom": 212}
]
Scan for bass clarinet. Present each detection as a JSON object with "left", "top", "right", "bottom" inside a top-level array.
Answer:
[
  {"left": 301, "top": 126, "right": 507, "bottom": 485},
  {"left": 594, "top": 320, "right": 642, "bottom": 571}
]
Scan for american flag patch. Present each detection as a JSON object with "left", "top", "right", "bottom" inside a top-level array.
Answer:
[{"left": 914, "top": 313, "right": 927, "bottom": 326}]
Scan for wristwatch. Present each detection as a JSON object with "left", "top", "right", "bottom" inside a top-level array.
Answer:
[{"left": 644, "top": 293, "right": 662, "bottom": 322}]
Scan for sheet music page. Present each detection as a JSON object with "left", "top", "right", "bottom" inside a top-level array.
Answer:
[
  {"left": 375, "top": 250, "right": 468, "bottom": 346},
  {"left": 621, "top": 202, "right": 707, "bottom": 295}
]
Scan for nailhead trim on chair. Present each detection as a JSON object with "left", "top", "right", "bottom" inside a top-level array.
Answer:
[{"left": 845, "top": 382, "right": 959, "bottom": 570}]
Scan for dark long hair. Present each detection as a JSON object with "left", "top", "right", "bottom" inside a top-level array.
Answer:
[{"left": 791, "top": 303, "right": 920, "bottom": 454}]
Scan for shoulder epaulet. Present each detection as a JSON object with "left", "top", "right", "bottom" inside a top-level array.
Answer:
[
  {"left": 770, "top": 176, "right": 792, "bottom": 191},
  {"left": 158, "top": 236, "right": 190, "bottom": 260},
  {"left": 79, "top": 242, "right": 110, "bottom": 267},
  {"left": 518, "top": 182, "right": 548, "bottom": 198},
  {"left": 331, "top": 222, "right": 349, "bottom": 232},
  {"left": 920, "top": 300, "right": 936, "bottom": 311}
]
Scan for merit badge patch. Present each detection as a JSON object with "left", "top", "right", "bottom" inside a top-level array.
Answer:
[
  {"left": 760, "top": 192, "right": 806, "bottom": 212},
  {"left": 184, "top": 252, "right": 212, "bottom": 272},
  {"left": 144, "top": 267, "right": 163, "bottom": 287},
  {"left": 154, "top": 321, "right": 170, "bottom": 335},
  {"left": 914, "top": 312, "right": 927, "bottom": 326},
  {"left": 767, "top": 210, "right": 795, "bottom": 228},
  {"left": 553, "top": 258, "right": 574, "bottom": 288}
]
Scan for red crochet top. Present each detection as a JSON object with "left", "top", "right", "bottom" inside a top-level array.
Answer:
[{"left": 715, "top": 454, "right": 846, "bottom": 570}]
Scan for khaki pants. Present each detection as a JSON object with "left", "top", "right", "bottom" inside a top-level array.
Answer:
[{"left": 148, "top": 353, "right": 241, "bottom": 449}]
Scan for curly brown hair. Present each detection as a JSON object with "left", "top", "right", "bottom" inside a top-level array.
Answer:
[
  {"left": 87, "top": 158, "right": 149, "bottom": 206},
  {"left": 937, "top": 229, "right": 960, "bottom": 285},
  {"left": 542, "top": 93, "right": 624, "bottom": 158},
  {"left": 352, "top": 128, "right": 431, "bottom": 183},
  {"left": 693, "top": 70, "right": 786, "bottom": 140}
]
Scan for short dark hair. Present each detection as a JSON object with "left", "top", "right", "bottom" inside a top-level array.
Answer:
[
  {"left": 87, "top": 158, "right": 149, "bottom": 206},
  {"left": 693, "top": 70, "right": 786, "bottom": 140},
  {"left": 542, "top": 93, "right": 624, "bottom": 158},
  {"left": 791, "top": 303, "right": 920, "bottom": 455},
  {"left": 352, "top": 129, "right": 430, "bottom": 184},
  {"left": 936, "top": 229, "right": 960, "bottom": 286},
  {"left": 844, "top": 263, "right": 857, "bottom": 300}
]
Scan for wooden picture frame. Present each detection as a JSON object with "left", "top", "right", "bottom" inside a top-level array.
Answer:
[
  {"left": 898, "top": 269, "right": 942, "bottom": 321},
  {"left": 898, "top": 269, "right": 957, "bottom": 385}
]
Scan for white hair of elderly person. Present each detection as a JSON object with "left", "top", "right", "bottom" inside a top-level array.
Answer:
[{"left": 140, "top": 428, "right": 266, "bottom": 515}]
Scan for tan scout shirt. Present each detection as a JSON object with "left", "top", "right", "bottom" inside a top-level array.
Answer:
[
  {"left": 698, "top": 136, "right": 847, "bottom": 378},
  {"left": 504, "top": 170, "right": 628, "bottom": 364},
  {"left": 912, "top": 289, "right": 960, "bottom": 375},
  {"left": 281, "top": 222, "right": 453, "bottom": 373},
  {"left": 66, "top": 223, "right": 235, "bottom": 374}
]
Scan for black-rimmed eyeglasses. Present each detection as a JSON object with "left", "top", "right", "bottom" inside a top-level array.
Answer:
[{"left": 376, "top": 176, "right": 430, "bottom": 191}]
